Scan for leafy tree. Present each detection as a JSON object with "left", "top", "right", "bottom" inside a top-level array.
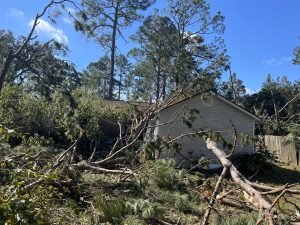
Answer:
[
  {"left": 129, "top": 0, "right": 229, "bottom": 101},
  {"left": 82, "top": 55, "right": 111, "bottom": 98},
  {"left": 168, "top": 0, "right": 229, "bottom": 92},
  {"left": 82, "top": 54, "right": 132, "bottom": 99},
  {"left": 0, "top": 30, "right": 81, "bottom": 100},
  {"left": 115, "top": 54, "right": 132, "bottom": 99},
  {"left": 219, "top": 69, "right": 246, "bottom": 103},
  {"left": 130, "top": 15, "right": 177, "bottom": 101},
  {"left": 76, "top": 0, "right": 155, "bottom": 99},
  {"left": 0, "top": 0, "right": 70, "bottom": 94},
  {"left": 243, "top": 75, "right": 300, "bottom": 135},
  {"left": 293, "top": 37, "right": 300, "bottom": 65}
]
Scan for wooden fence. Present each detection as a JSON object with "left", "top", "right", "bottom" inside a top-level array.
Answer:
[{"left": 263, "top": 135, "right": 299, "bottom": 166}]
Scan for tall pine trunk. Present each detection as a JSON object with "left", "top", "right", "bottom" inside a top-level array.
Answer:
[
  {"left": 156, "top": 66, "right": 160, "bottom": 101},
  {"left": 108, "top": 2, "right": 119, "bottom": 100}
]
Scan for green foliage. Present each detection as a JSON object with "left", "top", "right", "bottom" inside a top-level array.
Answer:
[
  {"left": 140, "top": 160, "right": 190, "bottom": 190},
  {"left": 172, "top": 192, "right": 192, "bottom": 212},
  {"left": 211, "top": 212, "right": 267, "bottom": 225},
  {"left": 182, "top": 108, "right": 200, "bottom": 128},
  {"left": 243, "top": 75, "right": 300, "bottom": 136},
  {"left": 123, "top": 215, "right": 146, "bottom": 225},
  {"left": 0, "top": 85, "right": 70, "bottom": 146},
  {"left": 70, "top": 88, "right": 132, "bottom": 140},
  {"left": 82, "top": 55, "right": 111, "bottom": 98},
  {"left": 284, "top": 124, "right": 300, "bottom": 150},
  {"left": 0, "top": 150, "right": 59, "bottom": 224},
  {"left": 126, "top": 199, "right": 165, "bottom": 220},
  {"left": 0, "top": 85, "right": 133, "bottom": 151},
  {"left": 219, "top": 71, "right": 246, "bottom": 103},
  {"left": 95, "top": 195, "right": 129, "bottom": 224},
  {"left": 0, "top": 29, "right": 81, "bottom": 99},
  {"left": 293, "top": 37, "right": 300, "bottom": 65}
]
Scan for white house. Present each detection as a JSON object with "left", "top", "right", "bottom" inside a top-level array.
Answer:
[{"left": 153, "top": 91, "right": 260, "bottom": 168}]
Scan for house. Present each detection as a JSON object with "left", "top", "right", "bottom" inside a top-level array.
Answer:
[{"left": 152, "top": 91, "right": 260, "bottom": 168}]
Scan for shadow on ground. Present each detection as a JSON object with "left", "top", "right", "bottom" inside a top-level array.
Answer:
[{"left": 255, "top": 163, "right": 300, "bottom": 185}]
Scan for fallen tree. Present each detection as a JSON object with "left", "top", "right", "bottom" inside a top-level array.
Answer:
[{"left": 201, "top": 138, "right": 300, "bottom": 225}]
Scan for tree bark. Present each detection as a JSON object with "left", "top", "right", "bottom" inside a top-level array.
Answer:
[
  {"left": 201, "top": 166, "right": 229, "bottom": 225},
  {"left": 108, "top": 2, "right": 119, "bottom": 100},
  {"left": 0, "top": 53, "right": 14, "bottom": 92},
  {"left": 205, "top": 139, "right": 275, "bottom": 225},
  {"left": 156, "top": 64, "right": 161, "bottom": 101}
]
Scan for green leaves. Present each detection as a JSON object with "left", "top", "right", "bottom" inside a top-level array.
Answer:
[
  {"left": 182, "top": 108, "right": 200, "bottom": 128},
  {"left": 0, "top": 150, "right": 60, "bottom": 225}
]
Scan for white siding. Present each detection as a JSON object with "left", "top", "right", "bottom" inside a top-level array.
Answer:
[{"left": 156, "top": 94, "right": 254, "bottom": 167}]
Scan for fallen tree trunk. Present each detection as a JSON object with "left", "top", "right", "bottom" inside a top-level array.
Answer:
[{"left": 205, "top": 138, "right": 276, "bottom": 225}]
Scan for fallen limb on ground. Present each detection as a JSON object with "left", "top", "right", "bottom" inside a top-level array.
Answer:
[{"left": 201, "top": 138, "right": 280, "bottom": 225}]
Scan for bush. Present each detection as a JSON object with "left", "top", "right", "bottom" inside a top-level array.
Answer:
[{"left": 0, "top": 86, "right": 133, "bottom": 156}]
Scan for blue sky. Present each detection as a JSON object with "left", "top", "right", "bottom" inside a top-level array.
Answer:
[{"left": 0, "top": 0, "right": 299, "bottom": 94}]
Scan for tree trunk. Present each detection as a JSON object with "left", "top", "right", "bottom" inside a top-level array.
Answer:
[
  {"left": 162, "top": 72, "right": 166, "bottom": 100},
  {"left": 205, "top": 139, "right": 275, "bottom": 224},
  {"left": 108, "top": 2, "right": 119, "bottom": 100},
  {"left": 118, "top": 72, "right": 122, "bottom": 100},
  {"left": 0, "top": 53, "right": 14, "bottom": 93},
  {"left": 156, "top": 63, "right": 161, "bottom": 102}
]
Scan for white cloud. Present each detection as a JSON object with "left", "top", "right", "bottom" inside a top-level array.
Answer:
[
  {"left": 29, "top": 19, "right": 68, "bottom": 43},
  {"left": 8, "top": 8, "right": 24, "bottom": 18},
  {"left": 263, "top": 58, "right": 276, "bottom": 65},
  {"left": 63, "top": 17, "right": 73, "bottom": 25},
  {"left": 262, "top": 56, "right": 292, "bottom": 66},
  {"left": 245, "top": 87, "right": 259, "bottom": 95}
]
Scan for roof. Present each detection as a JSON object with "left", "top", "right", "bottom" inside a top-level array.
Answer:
[{"left": 159, "top": 90, "right": 261, "bottom": 121}]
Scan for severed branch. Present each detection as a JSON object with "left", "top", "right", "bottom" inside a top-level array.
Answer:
[
  {"left": 201, "top": 166, "right": 229, "bottom": 225},
  {"left": 22, "top": 131, "right": 84, "bottom": 191},
  {"left": 87, "top": 139, "right": 99, "bottom": 163},
  {"left": 249, "top": 182, "right": 300, "bottom": 195},
  {"left": 205, "top": 138, "right": 276, "bottom": 225},
  {"left": 108, "top": 121, "right": 122, "bottom": 156},
  {"left": 226, "top": 120, "right": 238, "bottom": 158},
  {"left": 277, "top": 91, "right": 300, "bottom": 114},
  {"left": 71, "top": 163, "right": 137, "bottom": 176}
]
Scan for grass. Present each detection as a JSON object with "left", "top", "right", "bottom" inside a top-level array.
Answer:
[{"left": 255, "top": 162, "right": 300, "bottom": 185}]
